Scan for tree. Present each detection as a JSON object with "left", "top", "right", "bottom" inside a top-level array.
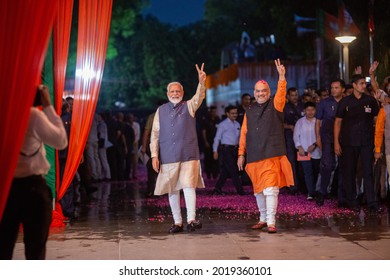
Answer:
[
  {"left": 65, "top": 0, "right": 144, "bottom": 110},
  {"left": 95, "top": 0, "right": 390, "bottom": 111}
]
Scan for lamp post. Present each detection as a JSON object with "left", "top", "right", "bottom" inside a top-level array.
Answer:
[{"left": 335, "top": 36, "right": 356, "bottom": 82}]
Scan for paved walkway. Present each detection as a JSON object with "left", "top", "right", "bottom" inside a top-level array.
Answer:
[{"left": 11, "top": 174, "right": 390, "bottom": 260}]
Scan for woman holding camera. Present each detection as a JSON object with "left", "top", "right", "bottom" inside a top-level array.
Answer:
[{"left": 0, "top": 85, "right": 68, "bottom": 259}]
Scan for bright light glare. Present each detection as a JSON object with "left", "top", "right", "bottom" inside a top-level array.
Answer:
[
  {"left": 76, "top": 67, "right": 97, "bottom": 80},
  {"left": 115, "top": 101, "right": 126, "bottom": 108},
  {"left": 335, "top": 36, "right": 356, "bottom": 44}
]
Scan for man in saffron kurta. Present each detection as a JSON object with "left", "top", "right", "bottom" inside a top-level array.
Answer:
[
  {"left": 151, "top": 63, "right": 206, "bottom": 234},
  {"left": 238, "top": 59, "right": 293, "bottom": 233},
  {"left": 374, "top": 104, "right": 390, "bottom": 201}
]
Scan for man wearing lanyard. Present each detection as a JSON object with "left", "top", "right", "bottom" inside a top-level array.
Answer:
[{"left": 334, "top": 74, "right": 381, "bottom": 213}]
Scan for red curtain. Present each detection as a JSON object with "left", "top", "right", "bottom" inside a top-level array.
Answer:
[
  {"left": 0, "top": 0, "right": 58, "bottom": 221},
  {"left": 57, "top": 0, "right": 113, "bottom": 201},
  {"left": 52, "top": 0, "right": 74, "bottom": 226}
]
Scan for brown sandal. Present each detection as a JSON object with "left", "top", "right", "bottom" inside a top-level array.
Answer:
[
  {"left": 267, "top": 225, "right": 277, "bottom": 233},
  {"left": 251, "top": 221, "right": 267, "bottom": 230}
]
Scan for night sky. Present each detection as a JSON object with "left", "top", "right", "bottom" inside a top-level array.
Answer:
[{"left": 143, "top": 0, "right": 205, "bottom": 26}]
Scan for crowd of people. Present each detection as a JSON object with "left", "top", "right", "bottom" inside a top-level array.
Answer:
[
  {"left": 57, "top": 98, "right": 145, "bottom": 218},
  {"left": 60, "top": 60, "right": 390, "bottom": 232},
  {"left": 3, "top": 58, "right": 390, "bottom": 259},
  {"left": 56, "top": 59, "right": 390, "bottom": 235},
  {"left": 200, "top": 60, "right": 390, "bottom": 217}
]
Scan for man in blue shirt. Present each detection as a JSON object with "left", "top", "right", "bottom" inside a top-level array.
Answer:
[
  {"left": 213, "top": 105, "right": 245, "bottom": 195},
  {"left": 315, "top": 79, "right": 345, "bottom": 206}
]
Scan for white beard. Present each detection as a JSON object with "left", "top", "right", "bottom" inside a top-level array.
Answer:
[{"left": 168, "top": 96, "right": 183, "bottom": 105}]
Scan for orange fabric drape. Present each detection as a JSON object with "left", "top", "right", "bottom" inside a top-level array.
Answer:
[
  {"left": 53, "top": 0, "right": 74, "bottom": 116},
  {"left": 57, "top": 0, "right": 113, "bottom": 200},
  {"left": 52, "top": 0, "right": 74, "bottom": 227},
  {"left": 0, "top": 0, "right": 58, "bottom": 221},
  {"left": 206, "top": 64, "right": 239, "bottom": 89}
]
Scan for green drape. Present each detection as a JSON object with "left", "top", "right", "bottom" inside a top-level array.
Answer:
[{"left": 42, "top": 37, "right": 56, "bottom": 198}]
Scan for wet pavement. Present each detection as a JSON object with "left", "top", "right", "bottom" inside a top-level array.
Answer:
[{"left": 11, "top": 168, "right": 390, "bottom": 260}]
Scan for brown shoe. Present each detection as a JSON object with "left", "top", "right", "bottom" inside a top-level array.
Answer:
[
  {"left": 267, "top": 225, "right": 277, "bottom": 233},
  {"left": 251, "top": 221, "right": 267, "bottom": 230}
]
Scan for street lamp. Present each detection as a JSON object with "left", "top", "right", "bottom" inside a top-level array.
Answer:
[{"left": 335, "top": 36, "right": 356, "bottom": 82}]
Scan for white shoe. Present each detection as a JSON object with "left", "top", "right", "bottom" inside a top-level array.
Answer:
[{"left": 307, "top": 195, "right": 314, "bottom": 201}]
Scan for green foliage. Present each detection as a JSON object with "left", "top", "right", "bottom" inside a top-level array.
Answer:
[
  {"left": 106, "top": 0, "right": 143, "bottom": 60},
  {"left": 83, "top": 0, "right": 390, "bottom": 111},
  {"left": 106, "top": 37, "right": 118, "bottom": 60},
  {"left": 100, "top": 14, "right": 247, "bottom": 110}
]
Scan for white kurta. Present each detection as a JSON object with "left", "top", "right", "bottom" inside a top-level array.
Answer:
[{"left": 150, "top": 83, "right": 206, "bottom": 195}]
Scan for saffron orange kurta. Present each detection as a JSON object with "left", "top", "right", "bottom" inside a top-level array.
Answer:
[{"left": 238, "top": 80, "right": 294, "bottom": 194}]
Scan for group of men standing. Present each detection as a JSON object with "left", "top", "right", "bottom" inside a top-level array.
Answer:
[
  {"left": 149, "top": 59, "right": 385, "bottom": 236},
  {"left": 150, "top": 60, "right": 293, "bottom": 234},
  {"left": 286, "top": 71, "right": 382, "bottom": 213}
]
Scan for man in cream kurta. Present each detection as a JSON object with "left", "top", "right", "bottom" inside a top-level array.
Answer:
[{"left": 150, "top": 63, "right": 206, "bottom": 233}]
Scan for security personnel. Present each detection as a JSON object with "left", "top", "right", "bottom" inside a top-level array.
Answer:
[
  {"left": 213, "top": 105, "right": 245, "bottom": 195},
  {"left": 315, "top": 79, "right": 345, "bottom": 206},
  {"left": 237, "top": 93, "right": 251, "bottom": 125},
  {"left": 334, "top": 74, "right": 380, "bottom": 212},
  {"left": 201, "top": 106, "right": 221, "bottom": 179},
  {"left": 283, "top": 87, "right": 304, "bottom": 193}
]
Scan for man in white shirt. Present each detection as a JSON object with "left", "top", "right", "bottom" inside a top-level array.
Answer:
[
  {"left": 212, "top": 105, "right": 245, "bottom": 195},
  {"left": 293, "top": 102, "right": 321, "bottom": 200},
  {"left": 0, "top": 85, "right": 68, "bottom": 259}
]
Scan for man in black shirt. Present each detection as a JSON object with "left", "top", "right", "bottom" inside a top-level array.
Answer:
[
  {"left": 237, "top": 93, "right": 251, "bottom": 125},
  {"left": 283, "top": 87, "right": 304, "bottom": 193},
  {"left": 334, "top": 74, "right": 380, "bottom": 212},
  {"left": 201, "top": 106, "right": 220, "bottom": 179}
]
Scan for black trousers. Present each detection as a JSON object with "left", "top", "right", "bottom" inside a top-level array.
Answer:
[
  {"left": 0, "top": 175, "right": 52, "bottom": 260},
  {"left": 215, "top": 145, "right": 243, "bottom": 193},
  {"left": 124, "top": 151, "right": 133, "bottom": 180},
  {"left": 341, "top": 145, "right": 378, "bottom": 208},
  {"left": 146, "top": 158, "right": 158, "bottom": 194},
  {"left": 319, "top": 142, "right": 336, "bottom": 196},
  {"left": 107, "top": 146, "right": 125, "bottom": 181},
  {"left": 203, "top": 146, "right": 219, "bottom": 179},
  {"left": 285, "top": 132, "right": 300, "bottom": 190}
]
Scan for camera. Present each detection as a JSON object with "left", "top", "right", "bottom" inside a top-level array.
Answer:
[{"left": 33, "top": 87, "right": 42, "bottom": 107}]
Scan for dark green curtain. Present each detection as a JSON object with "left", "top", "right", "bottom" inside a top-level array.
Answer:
[{"left": 42, "top": 37, "right": 56, "bottom": 198}]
